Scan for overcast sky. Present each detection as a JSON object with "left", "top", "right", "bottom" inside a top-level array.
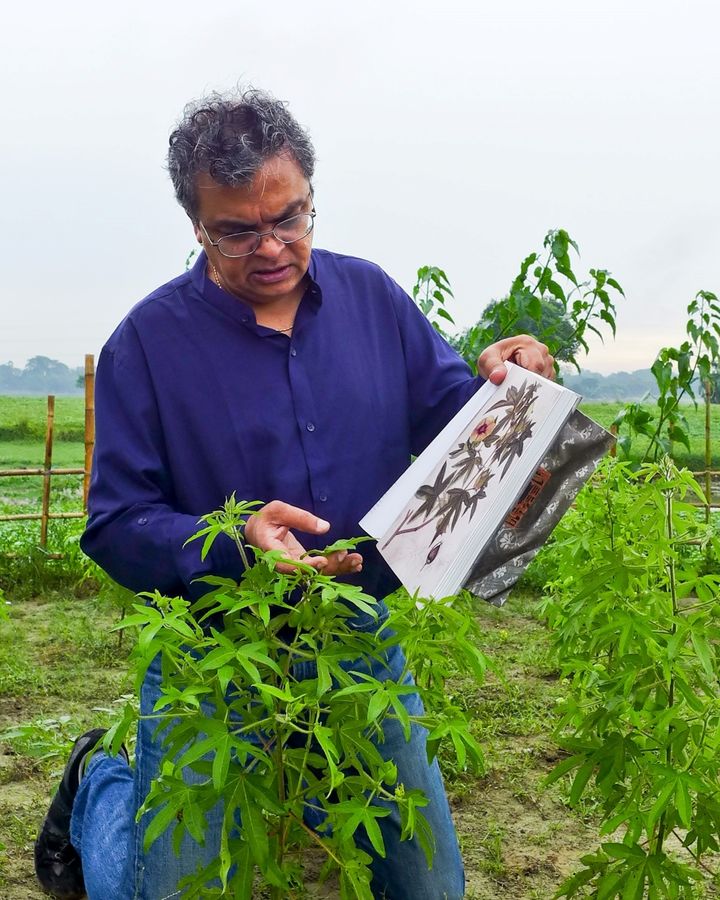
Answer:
[{"left": 2, "top": 0, "right": 718, "bottom": 375}]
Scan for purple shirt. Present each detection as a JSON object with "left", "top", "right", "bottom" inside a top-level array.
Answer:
[{"left": 81, "top": 250, "right": 483, "bottom": 599}]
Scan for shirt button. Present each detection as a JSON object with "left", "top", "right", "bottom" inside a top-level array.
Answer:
[
  {"left": 319, "top": 493, "right": 328, "bottom": 502},
  {"left": 137, "top": 516, "right": 148, "bottom": 526},
  {"left": 290, "top": 348, "right": 297, "bottom": 357},
  {"left": 306, "top": 422, "right": 316, "bottom": 432}
]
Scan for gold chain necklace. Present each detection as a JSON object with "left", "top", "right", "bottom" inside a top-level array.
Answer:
[{"left": 211, "top": 263, "right": 295, "bottom": 334}]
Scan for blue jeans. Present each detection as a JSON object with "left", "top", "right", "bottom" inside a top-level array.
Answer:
[{"left": 70, "top": 612, "right": 464, "bottom": 899}]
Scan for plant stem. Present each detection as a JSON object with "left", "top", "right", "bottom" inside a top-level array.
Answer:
[
  {"left": 290, "top": 813, "right": 345, "bottom": 866},
  {"left": 654, "top": 484, "right": 678, "bottom": 855},
  {"left": 705, "top": 378, "right": 712, "bottom": 527},
  {"left": 528, "top": 251, "right": 553, "bottom": 298},
  {"left": 117, "top": 604, "right": 126, "bottom": 651},
  {"left": 231, "top": 523, "right": 252, "bottom": 570},
  {"left": 642, "top": 293, "right": 709, "bottom": 463}
]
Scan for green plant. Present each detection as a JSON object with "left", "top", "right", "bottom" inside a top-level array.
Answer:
[
  {"left": 112, "top": 496, "right": 488, "bottom": 899},
  {"left": 0, "top": 716, "right": 76, "bottom": 763},
  {"left": 614, "top": 290, "right": 720, "bottom": 461},
  {"left": 412, "top": 265, "right": 456, "bottom": 334},
  {"left": 0, "top": 520, "right": 88, "bottom": 599},
  {"left": 73, "top": 542, "right": 138, "bottom": 647},
  {"left": 538, "top": 459, "right": 720, "bottom": 897},
  {"left": 471, "top": 295, "right": 581, "bottom": 363},
  {"left": 450, "top": 229, "right": 623, "bottom": 375}
]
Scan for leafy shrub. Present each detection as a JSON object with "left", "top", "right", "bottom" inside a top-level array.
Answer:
[
  {"left": 109, "top": 498, "right": 488, "bottom": 899},
  {"left": 538, "top": 459, "right": 720, "bottom": 897}
]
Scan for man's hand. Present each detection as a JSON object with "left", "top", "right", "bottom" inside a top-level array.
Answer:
[
  {"left": 477, "top": 335, "right": 555, "bottom": 385},
  {"left": 244, "top": 500, "right": 363, "bottom": 575}
]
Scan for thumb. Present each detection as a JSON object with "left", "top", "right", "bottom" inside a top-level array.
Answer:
[
  {"left": 487, "top": 364, "right": 507, "bottom": 385},
  {"left": 478, "top": 351, "right": 508, "bottom": 384}
]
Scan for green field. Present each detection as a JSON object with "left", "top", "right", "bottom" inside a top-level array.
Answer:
[
  {"left": 580, "top": 400, "right": 720, "bottom": 469},
  {"left": 0, "top": 443, "right": 84, "bottom": 511},
  {"left": 0, "top": 396, "right": 85, "bottom": 442},
  {"left": 1, "top": 395, "right": 717, "bottom": 464}
]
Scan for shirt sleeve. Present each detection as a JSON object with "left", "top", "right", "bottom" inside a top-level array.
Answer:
[
  {"left": 387, "top": 277, "right": 486, "bottom": 455},
  {"left": 80, "top": 322, "right": 246, "bottom": 598}
]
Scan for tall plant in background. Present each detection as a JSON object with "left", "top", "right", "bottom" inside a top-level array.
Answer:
[
  {"left": 613, "top": 290, "right": 720, "bottom": 461},
  {"left": 448, "top": 229, "right": 624, "bottom": 376},
  {"left": 111, "top": 497, "right": 487, "bottom": 899},
  {"left": 539, "top": 459, "right": 720, "bottom": 898},
  {"left": 412, "top": 265, "right": 456, "bottom": 335},
  {"left": 473, "top": 295, "right": 582, "bottom": 364}
]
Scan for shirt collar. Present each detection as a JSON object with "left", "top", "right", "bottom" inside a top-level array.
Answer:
[{"left": 189, "top": 250, "right": 323, "bottom": 333}]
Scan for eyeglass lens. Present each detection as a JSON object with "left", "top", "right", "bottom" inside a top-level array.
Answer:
[{"left": 218, "top": 213, "right": 314, "bottom": 257}]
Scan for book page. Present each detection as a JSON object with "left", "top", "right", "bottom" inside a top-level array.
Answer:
[{"left": 361, "top": 364, "right": 579, "bottom": 599}]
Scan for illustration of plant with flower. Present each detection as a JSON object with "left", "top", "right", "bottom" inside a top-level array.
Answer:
[{"left": 381, "top": 380, "right": 539, "bottom": 564}]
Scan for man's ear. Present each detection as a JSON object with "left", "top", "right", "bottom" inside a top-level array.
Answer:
[{"left": 193, "top": 224, "right": 203, "bottom": 245}]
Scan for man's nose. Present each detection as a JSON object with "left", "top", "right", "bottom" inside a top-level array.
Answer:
[{"left": 254, "top": 231, "right": 285, "bottom": 258}]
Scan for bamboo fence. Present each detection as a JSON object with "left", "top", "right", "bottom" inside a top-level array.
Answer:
[{"left": 0, "top": 354, "right": 95, "bottom": 552}]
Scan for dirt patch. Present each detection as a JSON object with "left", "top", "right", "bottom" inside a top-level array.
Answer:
[
  {"left": 455, "top": 781, "right": 593, "bottom": 899},
  {"left": 0, "top": 781, "right": 47, "bottom": 900}
]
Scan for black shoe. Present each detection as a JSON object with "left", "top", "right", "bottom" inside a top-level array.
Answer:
[{"left": 34, "top": 728, "right": 128, "bottom": 899}]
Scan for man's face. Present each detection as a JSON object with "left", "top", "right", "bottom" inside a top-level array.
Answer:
[{"left": 193, "top": 154, "right": 313, "bottom": 309}]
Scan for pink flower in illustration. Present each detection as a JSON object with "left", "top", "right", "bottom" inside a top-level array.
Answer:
[{"left": 469, "top": 416, "right": 497, "bottom": 444}]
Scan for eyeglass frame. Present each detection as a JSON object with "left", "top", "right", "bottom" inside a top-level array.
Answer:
[{"left": 198, "top": 206, "right": 316, "bottom": 259}]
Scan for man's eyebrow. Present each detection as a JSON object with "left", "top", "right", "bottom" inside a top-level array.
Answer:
[{"left": 213, "top": 197, "right": 308, "bottom": 232}]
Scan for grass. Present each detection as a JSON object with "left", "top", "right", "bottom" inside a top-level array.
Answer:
[
  {"left": 0, "top": 442, "right": 84, "bottom": 511},
  {"left": 0, "top": 590, "right": 134, "bottom": 900},
  {"left": 579, "top": 400, "right": 720, "bottom": 470},
  {"left": 1, "top": 395, "right": 717, "bottom": 469},
  {"left": 0, "top": 397, "right": 85, "bottom": 442}
]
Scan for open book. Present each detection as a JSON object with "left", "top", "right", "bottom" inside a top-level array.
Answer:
[{"left": 360, "top": 363, "right": 614, "bottom": 603}]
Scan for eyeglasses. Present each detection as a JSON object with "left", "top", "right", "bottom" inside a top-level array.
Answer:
[{"left": 199, "top": 210, "right": 316, "bottom": 258}]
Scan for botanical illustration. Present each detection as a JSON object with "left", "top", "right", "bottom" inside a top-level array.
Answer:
[{"left": 381, "top": 379, "right": 540, "bottom": 568}]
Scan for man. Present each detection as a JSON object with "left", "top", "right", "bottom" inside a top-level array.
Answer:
[{"left": 35, "top": 88, "right": 553, "bottom": 899}]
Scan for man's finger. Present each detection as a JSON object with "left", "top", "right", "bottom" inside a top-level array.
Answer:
[
  {"left": 322, "top": 550, "right": 363, "bottom": 575},
  {"left": 512, "top": 348, "right": 543, "bottom": 375},
  {"left": 257, "top": 500, "right": 330, "bottom": 535}
]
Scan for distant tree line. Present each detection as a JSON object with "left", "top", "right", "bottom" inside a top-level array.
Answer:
[
  {"left": 0, "top": 357, "right": 84, "bottom": 395},
  {"left": 560, "top": 368, "right": 660, "bottom": 401},
  {"left": 1, "top": 353, "right": 715, "bottom": 403}
]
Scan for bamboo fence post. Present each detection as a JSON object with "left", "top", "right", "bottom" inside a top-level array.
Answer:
[
  {"left": 84, "top": 354, "right": 95, "bottom": 510},
  {"left": 610, "top": 422, "right": 618, "bottom": 458},
  {"left": 40, "top": 395, "right": 55, "bottom": 548},
  {"left": 705, "top": 379, "right": 712, "bottom": 526}
]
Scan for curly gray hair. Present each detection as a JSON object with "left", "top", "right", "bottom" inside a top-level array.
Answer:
[{"left": 167, "top": 88, "right": 316, "bottom": 222}]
